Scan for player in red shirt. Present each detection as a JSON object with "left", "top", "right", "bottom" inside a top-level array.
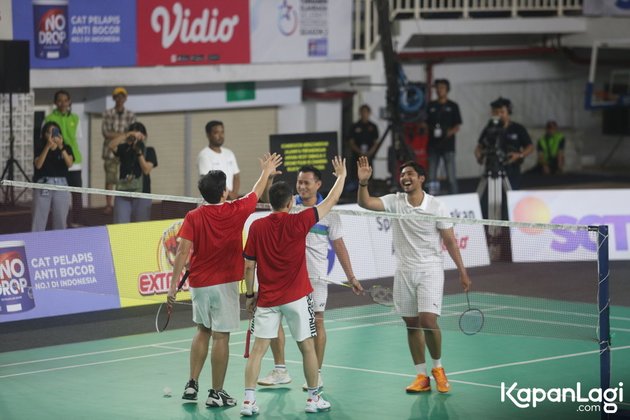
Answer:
[
  {"left": 239, "top": 156, "right": 347, "bottom": 416},
  {"left": 168, "top": 153, "right": 282, "bottom": 408}
]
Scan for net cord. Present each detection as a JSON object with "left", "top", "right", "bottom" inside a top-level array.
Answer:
[{"left": 1, "top": 179, "right": 592, "bottom": 232}]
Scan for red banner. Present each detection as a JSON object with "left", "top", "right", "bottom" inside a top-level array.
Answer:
[{"left": 136, "top": 0, "right": 250, "bottom": 66}]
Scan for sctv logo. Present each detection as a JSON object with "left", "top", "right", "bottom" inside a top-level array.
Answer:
[{"left": 513, "top": 196, "right": 630, "bottom": 253}]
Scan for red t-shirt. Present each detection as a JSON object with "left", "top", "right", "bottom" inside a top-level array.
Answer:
[
  {"left": 243, "top": 208, "right": 318, "bottom": 307},
  {"left": 178, "top": 192, "right": 258, "bottom": 287}
]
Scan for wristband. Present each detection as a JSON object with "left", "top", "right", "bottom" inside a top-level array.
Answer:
[
  {"left": 359, "top": 182, "right": 369, "bottom": 187},
  {"left": 245, "top": 293, "right": 255, "bottom": 298}
]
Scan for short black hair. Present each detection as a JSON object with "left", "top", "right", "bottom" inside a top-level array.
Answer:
[
  {"left": 269, "top": 181, "right": 293, "bottom": 211},
  {"left": 128, "top": 122, "right": 147, "bottom": 137},
  {"left": 298, "top": 165, "right": 322, "bottom": 181},
  {"left": 491, "top": 97, "right": 512, "bottom": 114},
  {"left": 359, "top": 104, "right": 371, "bottom": 113},
  {"left": 399, "top": 161, "right": 426, "bottom": 177},
  {"left": 205, "top": 120, "right": 223, "bottom": 134},
  {"left": 198, "top": 170, "right": 227, "bottom": 204},
  {"left": 53, "top": 89, "right": 71, "bottom": 102},
  {"left": 434, "top": 78, "right": 450, "bottom": 91}
]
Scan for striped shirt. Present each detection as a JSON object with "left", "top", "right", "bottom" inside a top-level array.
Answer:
[{"left": 101, "top": 107, "right": 136, "bottom": 160}]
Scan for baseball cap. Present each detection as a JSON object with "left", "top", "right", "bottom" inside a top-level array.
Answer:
[{"left": 112, "top": 87, "right": 128, "bottom": 97}]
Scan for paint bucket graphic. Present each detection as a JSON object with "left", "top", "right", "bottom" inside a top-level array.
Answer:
[
  {"left": 0, "top": 241, "right": 35, "bottom": 314},
  {"left": 33, "top": 0, "right": 70, "bottom": 59}
]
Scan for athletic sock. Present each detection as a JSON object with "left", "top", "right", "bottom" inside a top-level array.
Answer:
[
  {"left": 275, "top": 364, "right": 287, "bottom": 371},
  {"left": 307, "top": 387, "right": 318, "bottom": 399},
  {"left": 415, "top": 363, "right": 427, "bottom": 375},
  {"left": 244, "top": 388, "right": 255, "bottom": 402},
  {"left": 432, "top": 359, "right": 442, "bottom": 369}
]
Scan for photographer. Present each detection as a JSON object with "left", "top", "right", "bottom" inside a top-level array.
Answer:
[
  {"left": 109, "top": 122, "right": 158, "bottom": 223},
  {"left": 474, "top": 97, "right": 533, "bottom": 190},
  {"left": 31, "top": 122, "right": 74, "bottom": 231}
]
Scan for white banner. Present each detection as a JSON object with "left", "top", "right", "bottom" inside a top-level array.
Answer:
[
  {"left": 583, "top": 0, "right": 630, "bottom": 16},
  {"left": 246, "top": 194, "right": 490, "bottom": 283},
  {"left": 250, "top": 0, "right": 351, "bottom": 63},
  {"left": 508, "top": 189, "right": 630, "bottom": 262}
]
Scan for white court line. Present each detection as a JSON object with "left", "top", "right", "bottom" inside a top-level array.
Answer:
[{"left": 448, "top": 345, "right": 630, "bottom": 376}]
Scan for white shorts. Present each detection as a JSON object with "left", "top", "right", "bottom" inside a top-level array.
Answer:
[
  {"left": 393, "top": 267, "right": 444, "bottom": 317},
  {"left": 251, "top": 295, "right": 316, "bottom": 342},
  {"left": 310, "top": 277, "right": 328, "bottom": 312},
  {"left": 190, "top": 282, "right": 240, "bottom": 333}
]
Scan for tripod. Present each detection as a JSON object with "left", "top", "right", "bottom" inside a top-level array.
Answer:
[
  {"left": 1, "top": 93, "right": 31, "bottom": 205},
  {"left": 476, "top": 167, "right": 512, "bottom": 260}
]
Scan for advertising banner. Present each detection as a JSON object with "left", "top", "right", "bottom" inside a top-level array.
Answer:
[
  {"left": 12, "top": 0, "right": 136, "bottom": 68},
  {"left": 107, "top": 219, "right": 191, "bottom": 307},
  {"left": 508, "top": 189, "right": 630, "bottom": 262},
  {"left": 583, "top": 0, "right": 630, "bottom": 16},
  {"left": 250, "top": 0, "right": 352, "bottom": 63},
  {"left": 136, "top": 0, "right": 250, "bottom": 66},
  {"left": 0, "top": 1, "right": 13, "bottom": 39},
  {"left": 0, "top": 227, "right": 119, "bottom": 322}
]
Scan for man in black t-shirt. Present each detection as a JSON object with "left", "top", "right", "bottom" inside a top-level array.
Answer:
[
  {"left": 426, "top": 79, "right": 462, "bottom": 195},
  {"left": 349, "top": 104, "right": 379, "bottom": 166},
  {"left": 475, "top": 97, "right": 533, "bottom": 190}
]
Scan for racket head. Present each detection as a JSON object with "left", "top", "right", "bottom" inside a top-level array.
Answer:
[
  {"left": 155, "top": 302, "right": 172, "bottom": 333},
  {"left": 459, "top": 308, "right": 484, "bottom": 335},
  {"left": 369, "top": 285, "right": 394, "bottom": 307}
]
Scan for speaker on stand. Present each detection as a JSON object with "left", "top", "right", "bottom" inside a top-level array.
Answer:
[{"left": 0, "top": 40, "right": 31, "bottom": 206}]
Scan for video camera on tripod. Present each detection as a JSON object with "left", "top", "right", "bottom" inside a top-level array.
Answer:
[{"left": 478, "top": 118, "right": 509, "bottom": 176}]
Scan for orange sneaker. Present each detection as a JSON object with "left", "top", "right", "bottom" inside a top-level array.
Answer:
[
  {"left": 405, "top": 374, "right": 431, "bottom": 393},
  {"left": 432, "top": 367, "right": 450, "bottom": 393}
]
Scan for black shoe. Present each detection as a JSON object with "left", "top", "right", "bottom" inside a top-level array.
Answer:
[
  {"left": 206, "top": 389, "right": 237, "bottom": 407},
  {"left": 182, "top": 379, "right": 198, "bottom": 401}
]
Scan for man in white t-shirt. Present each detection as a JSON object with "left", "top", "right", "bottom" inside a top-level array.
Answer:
[
  {"left": 198, "top": 120, "right": 240, "bottom": 199},
  {"left": 356, "top": 156, "right": 471, "bottom": 394},
  {"left": 257, "top": 165, "right": 363, "bottom": 390}
]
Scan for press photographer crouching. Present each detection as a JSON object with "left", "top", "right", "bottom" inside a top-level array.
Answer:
[
  {"left": 108, "top": 122, "right": 158, "bottom": 223},
  {"left": 474, "top": 97, "right": 533, "bottom": 191}
]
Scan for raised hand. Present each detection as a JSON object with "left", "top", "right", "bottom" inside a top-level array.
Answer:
[
  {"left": 357, "top": 156, "right": 372, "bottom": 182},
  {"left": 331, "top": 156, "right": 346, "bottom": 178},
  {"left": 260, "top": 152, "right": 283, "bottom": 177}
]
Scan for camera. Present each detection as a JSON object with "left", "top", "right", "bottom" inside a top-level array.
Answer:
[
  {"left": 51, "top": 127, "right": 60, "bottom": 137},
  {"left": 479, "top": 118, "right": 508, "bottom": 175},
  {"left": 126, "top": 135, "right": 137, "bottom": 144}
]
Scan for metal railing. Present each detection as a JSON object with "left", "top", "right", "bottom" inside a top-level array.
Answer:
[{"left": 352, "top": 0, "right": 583, "bottom": 58}]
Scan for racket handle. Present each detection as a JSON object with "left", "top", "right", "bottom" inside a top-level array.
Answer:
[
  {"left": 244, "top": 326, "right": 252, "bottom": 358},
  {"left": 177, "top": 270, "right": 190, "bottom": 291}
]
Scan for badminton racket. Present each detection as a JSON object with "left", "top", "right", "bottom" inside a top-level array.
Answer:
[
  {"left": 244, "top": 312, "right": 253, "bottom": 358},
  {"left": 321, "top": 279, "right": 394, "bottom": 307},
  {"left": 155, "top": 270, "right": 189, "bottom": 333},
  {"left": 458, "top": 291, "right": 484, "bottom": 335}
]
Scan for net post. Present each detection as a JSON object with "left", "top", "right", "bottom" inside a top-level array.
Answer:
[{"left": 595, "top": 224, "right": 610, "bottom": 419}]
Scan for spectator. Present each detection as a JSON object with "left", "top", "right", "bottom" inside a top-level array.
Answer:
[
  {"left": 31, "top": 122, "right": 74, "bottom": 231},
  {"left": 349, "top": 104, "right": 380, "bottom": 176},
  {"left": 44, "top": 90, "right": 83, "bottom": 227},
  {"left": 426, "top": 79, "right": 462, "bottom": 195},
  {"left": 101, "top": 87, "right": 136, "bottom": 215},
  {"left": 198, "top": 120, "right": 240, "bottom": 199},
  {"left": 474, "top": 97, "right": 533, "bottom": 190},
  {"left": 534, "top": 120, "right": 565, "bottom": 175},
  {"left": 108, "top": 122, "right": 157, "bottom": 223}
]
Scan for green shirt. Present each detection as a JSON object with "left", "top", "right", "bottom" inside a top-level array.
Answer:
[{"left": 44, "top": 109, "right": 82, "bottom": 164}]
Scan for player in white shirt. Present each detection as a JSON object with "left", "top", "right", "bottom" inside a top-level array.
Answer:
[
  {"left": 258, "top": 165, "right": 363, "bottom": 389},
  {"left": 356, "top": 156, "right": 471, "bottom": 394},
  {"left": 197, "top": 120, "right": 240, "bottom": 199}
]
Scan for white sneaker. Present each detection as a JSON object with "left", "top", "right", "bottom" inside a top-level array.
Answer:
[
  {"left": 305, "top": 394, "right": 331, "bottom": 413},
  {"left": 240, "top": 400, "right": 259, "bottom": 416},
  {"left": 257, "top": 368, "right": 292, "bottom": 386},
  {"left": 302, "top": 373, "right": 324, "bottom": 391}
]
